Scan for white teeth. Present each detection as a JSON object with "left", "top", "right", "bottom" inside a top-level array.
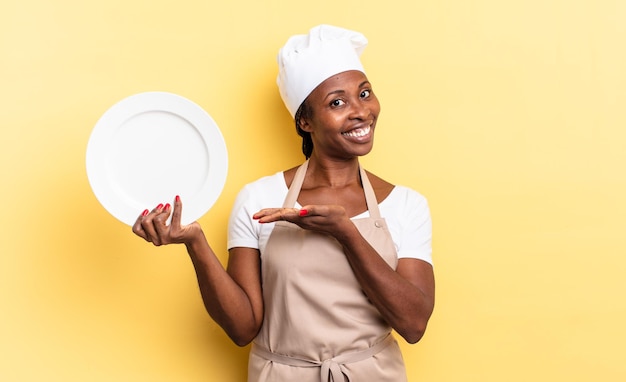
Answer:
[{"left": 342, "top": 126, "right": 371, "bottom": 138}]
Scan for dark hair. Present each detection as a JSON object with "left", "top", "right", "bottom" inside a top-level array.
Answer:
[{"left": 294, "top": 100, "right": 314, "bottom": 159}]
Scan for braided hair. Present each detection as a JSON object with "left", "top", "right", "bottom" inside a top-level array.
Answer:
[{"left": 294, "top": 100, "right": 314, "bottom": 159}]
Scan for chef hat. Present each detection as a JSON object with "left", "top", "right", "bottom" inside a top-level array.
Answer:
[{"left": 277, "top": 24, "right": 368, "bottom": 118}]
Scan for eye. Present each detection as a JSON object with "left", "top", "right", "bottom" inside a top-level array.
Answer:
[
  {"left": 360, "top": 89, "right": 371, "bottom": 98},
  {"left": 330, "top": 99, "right": 345, "bottom": 107}
]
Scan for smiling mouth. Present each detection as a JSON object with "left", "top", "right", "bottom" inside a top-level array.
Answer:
[{"left": 342, "top": 126, "right": 371, "bottom": 138}]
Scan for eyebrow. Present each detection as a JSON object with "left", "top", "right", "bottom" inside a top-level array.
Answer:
[{"left": 323, "top": 80, "right": 371, "bottom": 99}]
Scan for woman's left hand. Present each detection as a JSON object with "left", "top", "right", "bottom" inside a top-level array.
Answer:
[{"left": 253, "top": 205, "right": 352, "bottom": 237}]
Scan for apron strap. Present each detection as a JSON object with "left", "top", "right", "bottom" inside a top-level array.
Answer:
[
  {"left": 283, "top": 160, "right": 382, "bottom": 219},
  {"left": 359, "top": 165, "right": 381, "bottom": 219},
  {"left": 283, "top": 160, "right": 309, "bottom": 208}
]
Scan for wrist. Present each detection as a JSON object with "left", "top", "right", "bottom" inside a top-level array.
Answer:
[
  {"left": 333, "top": 219, "right": 359, "bottom": 246},
  {"left": 184, "top": 227, "right": 208, "bottom": 254}
]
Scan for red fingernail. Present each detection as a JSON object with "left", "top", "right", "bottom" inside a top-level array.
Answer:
[
  {"left": 142, "top": 209, "right": 149, "bottom": 216},
  {"left": 299, "top": 209, "right": 308, "bottom": 217},
  {"left": 164, "top": 203, "right": 171, "bottom": 210},
  {"left": 156, "top": 203, "right": 163, "bottom": 210},
  {"left": 175, "top": 195, "right": 180, "bottom": 202}
]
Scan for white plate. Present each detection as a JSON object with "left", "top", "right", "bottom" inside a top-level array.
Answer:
[{"left": 86, "top": 92, "right": 228, "bottom": 226}]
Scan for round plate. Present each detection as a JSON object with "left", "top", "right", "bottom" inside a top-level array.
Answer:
[{"left": 86, "top": 92, "right": 228, "bottom": 226}]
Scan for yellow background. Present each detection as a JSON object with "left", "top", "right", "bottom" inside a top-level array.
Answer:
[{"left": 1, "top": 0, "right": 625, "bottom": 381}]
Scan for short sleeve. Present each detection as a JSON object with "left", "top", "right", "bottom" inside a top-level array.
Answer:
[
  {"left": 227, "top": 184, "right": 262, "bottom": 250},
  {"left": 227, "top": 172, "right": 288, "bottom": 251},
  {"left": 381, "top": 187, "right": 433, "bottom": 264}
]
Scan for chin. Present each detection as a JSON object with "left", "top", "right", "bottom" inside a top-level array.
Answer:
[{"left": 351, "top": 143, "right": 375, "bottom": 158}]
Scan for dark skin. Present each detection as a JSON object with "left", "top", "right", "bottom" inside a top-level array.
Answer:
[{"left": 132, "top": 70, "right": 435, "bottom": 346}]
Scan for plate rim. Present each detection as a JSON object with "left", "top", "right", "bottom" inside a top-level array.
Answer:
[{"left": 86, "top": 91, "right": 228, "bottom": 226}]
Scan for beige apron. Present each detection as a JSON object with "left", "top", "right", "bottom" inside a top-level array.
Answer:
[{"left": 249, "top": 161, "right": 407, "bottom": 382}]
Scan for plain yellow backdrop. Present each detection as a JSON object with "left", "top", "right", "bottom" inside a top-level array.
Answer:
[{"left": 1, "top": 0, "right": 625, "bottom": 381}]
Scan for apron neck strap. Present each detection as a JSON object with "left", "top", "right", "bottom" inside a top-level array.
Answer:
[
  {"left": 359, "top": 164, "right": 381, "bottom": 218},
  {"left": 283, "top": 161, "right": 308, "bottom": 208},
  {"left": 283, "top": 160, "right": 381, "bottom": 219}
]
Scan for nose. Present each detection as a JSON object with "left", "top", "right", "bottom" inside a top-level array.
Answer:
[{"left": 349, "top": 100, "right": 370, "bottom": 120}]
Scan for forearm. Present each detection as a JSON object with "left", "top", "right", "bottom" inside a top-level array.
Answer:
[
  {"left": 335, "top": 223, "right": 434, "bottom": 343},
  {"left": 131, "top": 198, "right": 261, "bottom": 345},
  {"left": 185, "top": 235, "right": 260, "bottom": 346}
]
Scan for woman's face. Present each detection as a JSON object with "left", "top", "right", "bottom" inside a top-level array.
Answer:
[{"left": 299, "top": 70, "right": 380, "bottom": 160}]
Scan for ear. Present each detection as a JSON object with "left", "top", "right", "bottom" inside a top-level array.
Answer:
[{"left": 298, "top": 114, "right": 313, "bottom": 133}]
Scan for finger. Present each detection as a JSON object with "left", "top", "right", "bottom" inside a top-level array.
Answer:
[
  {"left": 302, "top": 205, "right": 337, "bottom": 217},
  {"left": 253, "top": 208, "right": 280, "bottom": 220},
  {"left": 153, "top": 203, "right": 173, "bottom": 244},
  {"left": 280, "top": 208, "right": 300, "bottom": 221},
  {"left": 262, "top": 208, "right": 299, "bottom": 223},
  {"left": 298, "top": 206, "right": 312, "bottom": 217},
  {"left": 132, "top": 209, "right": 150, "bottom": 241},
  {"left": 142, "top": 203, "right": 164, "bottom": 245},
  {"left": 170, "top": 195, "right": 182, "bottom": 230}
]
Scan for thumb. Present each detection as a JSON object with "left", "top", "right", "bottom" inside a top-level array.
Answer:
[
  {"left": 170, "top": 195, "right": 183, "bottom": 228},
  {"left": 299, "top": 205, "right": 313, "bottom": 217}
]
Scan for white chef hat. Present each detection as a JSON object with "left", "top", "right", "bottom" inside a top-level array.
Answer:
[{"left": 277, "top": 24, "right": 368, "bottom": 118}]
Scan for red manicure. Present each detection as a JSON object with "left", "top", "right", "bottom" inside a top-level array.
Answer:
[
  {"left": 299, "top": 209, "right": 308, "bottom": 217},
  {"left": 164, "top": 203, "right": 171, "bottom": 210},
  {"left": 175, "top": 195, "right": 180, "bottom": 202},
  {"left": 141, "top": 209, "right": 149, "bottom": 216},
  {"left": 156, "top": 203, "right": 163, "bottom": 210}
]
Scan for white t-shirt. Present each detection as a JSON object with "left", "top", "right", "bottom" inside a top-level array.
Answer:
[{"left": 227, "top": 171, "right": 432, "bottom": 264}]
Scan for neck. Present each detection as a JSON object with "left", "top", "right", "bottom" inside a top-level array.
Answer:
[{"left": 305, "top": 155, "right": 361, "bottom": 188}]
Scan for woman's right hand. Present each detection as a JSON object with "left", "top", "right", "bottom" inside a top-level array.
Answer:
[{"left": 132, "top": 195, "right": 203, "bottom": 247}]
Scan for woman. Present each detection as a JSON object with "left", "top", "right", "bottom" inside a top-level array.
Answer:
[{"left": 133, "top": 25, "right": 434, "bottom": 382}]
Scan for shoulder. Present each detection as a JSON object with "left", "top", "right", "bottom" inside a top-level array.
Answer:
[
  {"left": 364, "top": 170, "right": 395, "bottom": 204},
  {"left": 382, "top": 185, "right": 429, "bottom": 212},
  {"left": 380, "top": 185, "right": 432, "bottom": 263},
  {"left": 233, "top": 171, "right": 288, "bottom": 211},
  {"left": 241, "top": 171, "right": 287, "bottom": 194},
  {"left": 361, "top": 168, "right": 428, "bottom": 208},
  {"left": 379, "top": 184, "right": 430, "bottom": 224},
  {"left": 281, "top": 165, "right": 301, "bottom": 189}
]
